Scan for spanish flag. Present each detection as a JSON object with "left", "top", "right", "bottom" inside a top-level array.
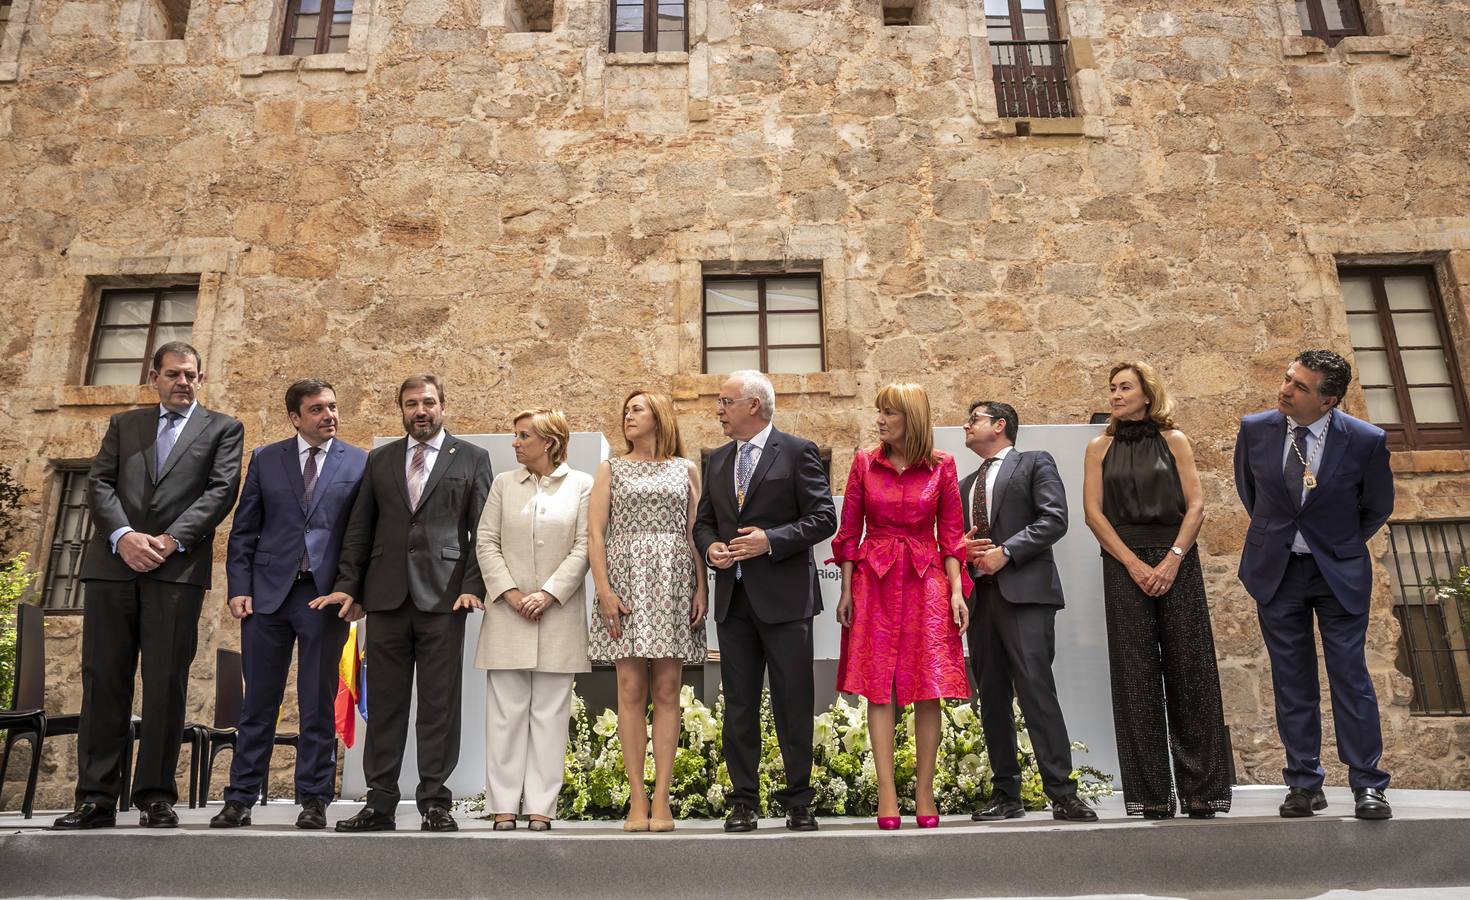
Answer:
[{"left": 334, "top": 623, "right": 362, "bottom": 747}]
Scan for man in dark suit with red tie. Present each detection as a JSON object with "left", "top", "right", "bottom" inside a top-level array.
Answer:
[
  {"left": 313, "top": 374, "right": 492, "bottom": 833},
  {"left": 1235, "top": 350, "right": 1395, "bottom": 820},
  {"left": 54, "top": 342, "right": 244, "bottom": 830},
  {"left": 210, "top": 379, "right": 368, "bottom": 830},
  {"left": 959, "top": 401, "right": 1096, "bottom": 823}
]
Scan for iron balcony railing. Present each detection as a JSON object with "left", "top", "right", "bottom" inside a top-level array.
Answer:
[{"left": 990, "top": 39, "right": 1073, "bottom": 119}]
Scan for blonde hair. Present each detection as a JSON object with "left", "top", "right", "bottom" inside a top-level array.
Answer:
[
  {"left": 622, "top": 390, "right": 685, "bottom": 460},
  {"left": 874, "top": 382, "right": 936, "bottom": 465},
  {"left": 513, "top": 408, "right": 570, "bottom": 467},
  {"left": 1105, "top": 360, "right": 1178, "bottom": 435}
]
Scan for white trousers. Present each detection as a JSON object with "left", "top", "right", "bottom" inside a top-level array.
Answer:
[{"left": 485, "top": 670, "right": 575, "bottom": 817}]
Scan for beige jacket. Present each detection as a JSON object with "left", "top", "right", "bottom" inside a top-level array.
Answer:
[{"left": 473, "top": 464, "right": 593, "bottom": 673}]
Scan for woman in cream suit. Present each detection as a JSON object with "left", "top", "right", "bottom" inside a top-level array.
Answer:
[{"left": 474, "top": 408, "right": 593, "bottom": 831}]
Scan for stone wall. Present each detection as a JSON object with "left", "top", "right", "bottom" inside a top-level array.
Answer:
[{"left": 3, "top": 0, "right": 1470, "bottom": 809}]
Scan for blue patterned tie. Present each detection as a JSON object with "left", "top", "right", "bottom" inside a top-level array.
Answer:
[
  {"left": 300, "top": 446, "right": 320, "bottom": 573},
  {"left": 735, "top": 442, "right": 755, "bottom": 579},
  {"left": 155, "top": 411, "right": 183, "bottom": 474},
  {"left": 1285, "top": 425, "right": 1311, "bottom": 508}
]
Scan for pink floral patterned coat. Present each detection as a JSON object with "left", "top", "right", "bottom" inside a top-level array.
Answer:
[{"left": 831, "top": 447, "right": 971, "bottom": 706}]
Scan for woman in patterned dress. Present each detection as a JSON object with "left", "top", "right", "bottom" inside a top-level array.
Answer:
[
  {"left": 587, "top": 390, "right": 707, "bottom": 833},
  {"left": 832, "top": 383, "right": 971, "bottom": 829}
]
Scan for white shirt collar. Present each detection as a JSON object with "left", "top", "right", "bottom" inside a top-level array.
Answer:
[
  {"left": 989, "top": 445, "right": 1014, "bottom": 463},
  {"left": 412, "top": 430, "right": 447, "bottom": 452},
  {"left": 1287, "top": 413, "right": 1331, "bottom": 440},
  {"left": 297, "top": 435, "right": 333, "bottom": 457},
  {"left": 739, "top": 422, "right": 774, "bottom": 452},
  {"left": 515, "top": 462, "right": 570, "bottom": 483},
  {"left": 158, "top": 402, "right": 197, "bottom": 422}
]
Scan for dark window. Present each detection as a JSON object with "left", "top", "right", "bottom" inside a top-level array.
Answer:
[
  {"left": 703, "top": 274, "right": 824, "bottom": 375},
  {"left": 986, "top": 0, "right": 1072, "bottom": 118},
  {"left": 87, "top": 287, "right": 197, "bottom": 386},
  {"left": 1387, "top": 521, "right": 1470, "bottom": 716},
  {"left": 42, "top": 467, "right": 93, "bottom": 612},
  {"left": 0, "top": 0, "right": 12, "bottom": 34},
  {"left": 882, "top": 0, "right": 917, "bottom": 25},
  {"left": 1297, "top": 0, "right": 1366, "bottom": 46},
  {"left": 280, "top": 0, "right": 354, "bottom": 56},
  {"left": 609, "top": 0, "right": 685, "bottom": 53},
  {"left": 701, "top": 446, "right": 833, "bottom": 487},
  {"left": 1341, "top": 266, "right": 1470, "bottom": 450}
]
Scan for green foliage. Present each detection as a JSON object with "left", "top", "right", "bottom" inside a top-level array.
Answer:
[
  {"left": 0, "top": 464, "right": 24, "bottom": 552},
  {"left": 1433, "top": 565, "right": 1470, "bottom": 633},
  {"left": 459, "top": 686, "right": 1114, "bottom": 820},
  {"left": 0, "top": 553, "right": 39, "bottom": 707}
]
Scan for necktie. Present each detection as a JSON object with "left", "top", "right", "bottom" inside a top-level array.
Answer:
[
  {"left": 1284, "top": 425, "right": 1311, "bottom": 508},
  {"left": 155, "top": 411, "right": 183, "bottom": 474},
  {"left": 735, "top": 442, "right": 756, "bottom": 509},
  {"left": 408, "top": 442, "right": 428, "bottom": 511},
  {"left": 735, "top": 442, "right": 756, "bottom": 579},
  {"left": 971, "top": 457, "right": 998, "bottom": 540},
  {"left": 300, "top": 446, "right": 320, "bottom": 574}
]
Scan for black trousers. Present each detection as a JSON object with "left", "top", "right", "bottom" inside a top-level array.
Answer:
[
  {"left": 224, "top": 578, "right": 349, "bottom": 807},
  {"left": 1103, "top": 546, "right": 1232, "bottom": 815},
  {"left": 717, "top": 581, "right": 814, "bottom": 809},
  {"left": 76, "top": 577, "right": 205, "bottom": 810},
  {"left": 361, "top": 603, "right": 466, "bottom": 815},
  {"left": 968, "top": 580, "right": 1077, "bottom": 801}
]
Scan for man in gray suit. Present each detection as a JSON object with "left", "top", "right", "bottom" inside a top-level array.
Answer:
[
  {"left": 54, "top": 341, "right": 245, "bottom": 830},
  {"left": 312, "top": 373, "right": 492, "bottom": 833},
  {"left": 960, "top": 401, "right": 1096, "bottom": 823}
]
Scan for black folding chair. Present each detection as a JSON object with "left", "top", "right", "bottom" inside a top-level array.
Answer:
[
  {"left": 0, "top": 604, "right": 47, "bottom": 818},
  {"left": 188, "top": 648, "right": 242, "bottom": 806}
]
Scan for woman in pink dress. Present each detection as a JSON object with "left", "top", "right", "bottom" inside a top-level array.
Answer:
[{"left": 833, "top": 382, "right": 971, "bottom": 830}]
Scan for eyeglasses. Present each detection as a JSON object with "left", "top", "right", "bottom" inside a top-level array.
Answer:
[
  {"left": 967, "top": 413, "right": 996, "bottom": 426},
  {"left": 715, "top": 397, "right": 748, "bottom": 409}
]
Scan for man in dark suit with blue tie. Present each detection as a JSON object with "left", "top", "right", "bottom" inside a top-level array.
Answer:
[
  {"left": 210, "top": 379, "right": 368, "bottom": 830},
  {"left": 54, "top": 342, "right": 244, "bottom": 830},
  {"left": 1235, "top": 350, "right": 1395, "bottom": 820}
]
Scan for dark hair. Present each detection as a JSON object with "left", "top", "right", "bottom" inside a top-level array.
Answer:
[
  {"left": 1293, "top": 349, "right": 1351, "bottom": 408},
  {"left": 968, "top": 400, "right": 1019, "bottom": 444},
  {"left": 285, "top": 378, "right": 336, "bottom": 415},
  {"left": 398, "top": 373, "right": 445, "bottom": 407},
  {"left": 150, "top": 341, "right": 201, "bottom": 372}
]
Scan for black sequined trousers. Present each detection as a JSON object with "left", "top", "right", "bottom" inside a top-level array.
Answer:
[{"left": 1102, "top": 544, "right": 1233, "bottom": 816}]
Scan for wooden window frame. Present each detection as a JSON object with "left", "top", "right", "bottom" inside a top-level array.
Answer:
[
  {"left": 986, "top": 0, "right": 1073, "bottom": 119},
  {"left": 1298, "top": 0, "right": 1367, "bottom": 47},
  {"left": 86, "top": 286, "right": 197, "bottom": 386},
  {"left": 0, "top": 0, "right": 12, "bottom": 33},
  {"left": 41, "top": 466, "right": 93, "bottom": 614},
  {"left": 279, "top": 0, "right": 352, "bottom": 56},
  {"left": 607, "top": 0, "right": 687, "bottom": 54},
  {"left": 701, "top": 273, "right": 826, "bottom": 375},
  {"left": 1342, "top": 265, "right": 1470, "bottom": 450},
  {"left": 986, "top": 0, "right": 1062, "bottom": 42}
]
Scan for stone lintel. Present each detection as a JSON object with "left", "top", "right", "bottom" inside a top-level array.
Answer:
[
  {"left": 604, "top": 51, "right": 690, "bottom": 67},
  {"left": 239, "top": 52, "right": 368, "bottom": 78},
  {"left": 1282, "top": 33, "right": 1413, "bottom": 61}
]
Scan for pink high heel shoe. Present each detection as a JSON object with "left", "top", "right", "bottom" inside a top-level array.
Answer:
[
  {"left": 916, "top": 815, "right": 940, "bottom": 829},
  {"left": 876, "top": 816, "right": 901, "bottom": 830}
]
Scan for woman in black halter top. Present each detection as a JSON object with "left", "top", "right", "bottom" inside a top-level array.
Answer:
[{"left": 1083, "top": 361, "right": 1232, "bottom": 819}]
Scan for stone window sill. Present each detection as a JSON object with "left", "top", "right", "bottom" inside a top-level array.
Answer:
[
  {"left": 41, "top": 385, "right": 156, "bottom": 411},
  {"left": 0, "top": 62, "right": 17, "bottom": 83},
  {"left": 1389, "top": 449, "right": 1470, "bottom": 474},
  {"left": 1282, "top": 34, "right": 1412, "bottom": 60},
  {"left": 128, "top": 39, "right": 186, "bottom": 65},
  {"left": 996, "top": 117, "right": 1105, "bottom": 139},
  {"left": 239, "top": 52, "right": 368, "bottom": 78},
  {"left": 672, "top": 370, "right": 858, "bottom": 401},
  {"left": 604, "top": 51, "right": 688, "bottom": 67}
]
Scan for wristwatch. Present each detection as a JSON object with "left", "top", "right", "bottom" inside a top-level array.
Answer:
[{"left": 1169, "top": 546, "right": 1184, "bottom": 558}]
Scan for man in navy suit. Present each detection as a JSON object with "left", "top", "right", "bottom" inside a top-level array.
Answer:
[
  {"left": 211, "top": 379, "right": 368, "bottom": 830},
  {"left": 1234, "top": 350, "right": 1395, "bottom": 820}
]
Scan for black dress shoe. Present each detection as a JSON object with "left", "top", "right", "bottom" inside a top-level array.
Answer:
[
  {"left": 1050, "top": 795, "right": 1099, "bottom": 822},
  {"left": 972, "top": 796, "right": 1026, "bottom": 821},
  {"left": 139, "top": 801, "right": 179, "bottom": 828},
  {"left": 422, "top": 807, "right": 459, "bottom": 832},
  {"left": 335, "top": 807, "right": 397, "bottom": 833},
  {"left": 209, "top": 800, "right": 252, "bottom": 828},
  {"left": 1353, "top": 788, "right": 1392, "bottom": 820},
  {"left": 297, "top": 798, "right": 327, "bottom": 830},
  {"left": 1279, "top": 787, "right": 1328, "bottom": 818},
  {"left": 724, "top": 801, "right": 758, "bottom": 833},
  {"left": 52, "top": 803, "right": 117, "bottom": 830},
  {"left": 785, "top": 805, "right": 818, "bottom": 831}
]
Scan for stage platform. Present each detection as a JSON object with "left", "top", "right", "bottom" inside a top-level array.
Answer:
[{"left": 3, "top": 786, "right": 1469, "bottom": 899}]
